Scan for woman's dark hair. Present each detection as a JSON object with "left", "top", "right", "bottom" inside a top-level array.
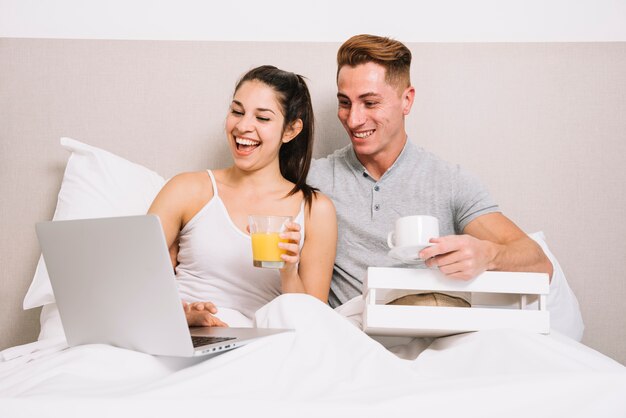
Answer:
[{"left": 234, "top": 65, "right": 317, "bottom": 208}]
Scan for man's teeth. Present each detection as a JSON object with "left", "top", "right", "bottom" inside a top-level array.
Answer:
[
  {"left": 235, "top": 137, "right": 260, "bottom": 146},
  {"left": 353, "top": 130, "right": 374, "bottom": 139}
]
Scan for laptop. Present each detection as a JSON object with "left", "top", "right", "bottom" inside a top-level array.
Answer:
[{"left": 35, "top": 215, "right": 292, "bottom": 357}]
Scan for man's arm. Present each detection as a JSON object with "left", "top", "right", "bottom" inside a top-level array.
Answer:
[{"left": 419, "top": 212, "right": 553, "bottom": 281}]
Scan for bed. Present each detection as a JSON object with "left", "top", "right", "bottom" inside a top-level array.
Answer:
[
  {"left": 1, "top": 39, "right": 626, "bottom": 416},
  {"left": 2, "top": 296, "right": 625, "bottom": 417}
]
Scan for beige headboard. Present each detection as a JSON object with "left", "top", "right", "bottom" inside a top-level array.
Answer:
[{"left": 1, "top": 39, "right": 624, "bottom": 363}]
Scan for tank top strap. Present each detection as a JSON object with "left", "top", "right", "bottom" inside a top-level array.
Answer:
[
  {"left": 297, "top": 199, "right": 306, "bottom": 248},
  {"left": 295, "top": 199, "right": 306, "bottom": 227},
  {"left": 206, "top": 169, "right": 219, "bottom": 197}
]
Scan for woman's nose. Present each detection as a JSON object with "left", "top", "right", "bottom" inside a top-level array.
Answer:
[{"left": 235, "top": 114, "right": 253, "bottom": 132}]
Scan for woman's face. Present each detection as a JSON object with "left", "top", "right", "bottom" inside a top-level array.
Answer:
[{"left": 225, "top": 80, "right": 288, "bottom": 172}]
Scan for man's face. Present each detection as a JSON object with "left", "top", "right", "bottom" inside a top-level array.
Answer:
[{"left": 337, "top": 62, "right": 414, "bottom": 161}]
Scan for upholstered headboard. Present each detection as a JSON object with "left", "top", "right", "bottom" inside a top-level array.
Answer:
[{"left": 1, "top": 39, "right": 624, "bottom": 363}]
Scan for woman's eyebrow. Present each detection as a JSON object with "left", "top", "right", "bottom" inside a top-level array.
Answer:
[{"left": 231, "top": 100, "right": 275, "bottom": 115}]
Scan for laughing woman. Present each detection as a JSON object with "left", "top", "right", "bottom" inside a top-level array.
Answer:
[{"left": 148, "top": 65, "right": 337, "bottom": 326}]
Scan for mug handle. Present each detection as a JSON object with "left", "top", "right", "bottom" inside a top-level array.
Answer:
[{"left": 387, "top": 231, "right": 395, "bottom": 248}]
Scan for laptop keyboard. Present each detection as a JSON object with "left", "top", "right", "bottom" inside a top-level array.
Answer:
[{"left": 191, "top": 335, "right": 236, "bottom": 348}]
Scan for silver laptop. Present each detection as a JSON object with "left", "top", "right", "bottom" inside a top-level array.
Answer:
[{"left": 36, "top": 215, "right": 291, "bottom": 357}]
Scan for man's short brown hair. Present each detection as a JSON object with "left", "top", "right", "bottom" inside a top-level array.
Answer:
[{"left": 337, "top": 34, "right": 412, "bottom": 89}]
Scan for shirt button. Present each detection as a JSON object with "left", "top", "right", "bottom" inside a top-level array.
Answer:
[
  {"left": 374, "top": 185, "right": 380, "bottom": 191},
  {"left": 374, "top": 204, "right": 380, "bottom": 211},
  {"left": 362, "top": 172, "right": 368, "bottom": 178}
]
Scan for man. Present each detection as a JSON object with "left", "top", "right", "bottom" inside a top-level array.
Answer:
[{"left": 307, "top": 34, "right": 553, "bottom": 309}]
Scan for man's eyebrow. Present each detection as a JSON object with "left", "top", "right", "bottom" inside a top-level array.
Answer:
[
  {"left": 358, "top": 92, "right": 382, "bottom": 100},
  {"left": 336, "top": 92, "right": 382, "bottom": 100}
]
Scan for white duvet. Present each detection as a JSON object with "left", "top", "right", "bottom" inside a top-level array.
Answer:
[{"left": 1, "top": 294, "right": 625, "bottom": 418}]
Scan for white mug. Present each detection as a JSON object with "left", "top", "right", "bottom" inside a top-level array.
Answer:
[{"left": 387, "top": 215, "right": 439, "bottom": 248}]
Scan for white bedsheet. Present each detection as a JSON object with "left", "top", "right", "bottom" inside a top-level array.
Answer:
[{"left": 1, "top": 294, "right": 625, "bottom": 418}]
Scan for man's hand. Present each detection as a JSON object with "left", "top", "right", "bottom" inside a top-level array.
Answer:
[
  {"left": 182, "top": 301, "right": 228, "bottom": 327},
  {"left": 419, "top": 234, "right": 498, "bottom": 280}
]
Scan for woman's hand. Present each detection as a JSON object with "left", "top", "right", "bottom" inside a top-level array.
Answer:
[
  {"left": 279, "top": 221, "right": 301, "bottom": 275},
  {"left": 182, "top": 300, "right": 229, "bottom": 327}
]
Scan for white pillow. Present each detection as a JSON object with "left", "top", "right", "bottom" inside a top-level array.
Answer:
[
  {"left": 37, "top": 302, "right": 63, "bottom": 341},
  {"left": 468, "top": 232, "right": 584, "bottom": 341},
  {"left": 529, "top": 231, "right": 585, "bottom": 341},
  {"left": 24, "top": 138, "right": 166, "bottom": 337}
]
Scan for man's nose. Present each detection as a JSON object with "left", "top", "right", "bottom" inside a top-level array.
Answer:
[{"left": 347, "top": 106, "right": 365, "bottom": 127}]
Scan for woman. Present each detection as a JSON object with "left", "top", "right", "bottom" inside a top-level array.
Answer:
[{"left": 148, "top": 65, "right": 337, "bottom": 327}]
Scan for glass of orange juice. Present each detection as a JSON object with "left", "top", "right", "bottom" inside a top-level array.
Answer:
[{"left": 248, "top": 215, "right": 292, "bottom": 268}]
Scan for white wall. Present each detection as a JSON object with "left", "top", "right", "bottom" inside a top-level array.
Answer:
[{"left": 1, "top": 0, "right": 626, "bottom": 41}]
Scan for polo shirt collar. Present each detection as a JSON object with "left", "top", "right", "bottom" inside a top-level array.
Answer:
[{"left": 345, "top": 138, "right": 417, "bottom": 179}]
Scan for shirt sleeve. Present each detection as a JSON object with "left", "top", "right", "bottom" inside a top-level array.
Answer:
[
  {"left": 307, "top": 157, "right": 334, "bottom": 193},
  {"left": 452, "top": 165, "right": 500, "bottom": 233}
]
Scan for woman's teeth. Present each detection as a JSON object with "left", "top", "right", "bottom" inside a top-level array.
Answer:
[{"left": 235, "top": 137, "right": 260, "bottom": 150}]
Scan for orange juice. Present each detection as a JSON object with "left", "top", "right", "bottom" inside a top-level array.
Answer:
[{"left": 251, "top": 232, "right": 288, "bottom": 268}]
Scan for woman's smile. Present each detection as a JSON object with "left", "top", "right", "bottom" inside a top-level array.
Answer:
[{"left": 235, "top": 136, "right": 261, "bottom": 153}]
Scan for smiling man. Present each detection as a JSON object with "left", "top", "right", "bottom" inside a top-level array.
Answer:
[{"left": 307, "top": 34, "right": 553, "bottom": 309}]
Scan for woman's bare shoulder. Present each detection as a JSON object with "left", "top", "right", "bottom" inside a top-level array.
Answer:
[
  {"left": 168, "top": 171, "right": 212, "bottom": 192},
  {"left": 308, "top": 191, "right": 336, "bottom": 220},
  {"left": 157, "top": 171, "right": 214, "bottom": 205}
]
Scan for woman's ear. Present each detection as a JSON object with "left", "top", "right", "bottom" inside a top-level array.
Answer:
[{"left": 282, "top": 119, "right": 303, "bottom": 143}]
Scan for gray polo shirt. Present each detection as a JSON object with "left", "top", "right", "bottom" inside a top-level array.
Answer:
[{"left": 308, "top": 140, "right": 500, "bottom": 308}]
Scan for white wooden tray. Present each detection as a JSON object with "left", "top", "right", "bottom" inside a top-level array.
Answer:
[{"left": 363, "top": 267, "right": 550, "bottom": 337}]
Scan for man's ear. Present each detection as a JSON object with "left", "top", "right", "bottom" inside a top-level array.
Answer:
[
  {"left": 402, "top": 86, "right": 415, "bottom": 116},
  {"left": 282, "top": 119, "right": 303, "bottom": 143}
]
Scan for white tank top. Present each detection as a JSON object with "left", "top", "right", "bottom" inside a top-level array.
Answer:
[{"left": 175, "top": 170, "right": 306, "bottom": 319}]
